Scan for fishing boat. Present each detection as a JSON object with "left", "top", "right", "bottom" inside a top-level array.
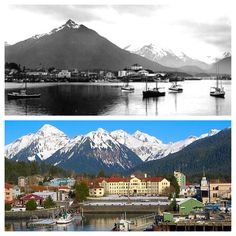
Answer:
[
  {"left": 112, "top": 219, "right": 132, "bottom": 231},
  {"left": 7, "top": 79, "right": 41, "bottom": 99},
  {"left": 169, "top": 81, "right": 183, "bottom": 92},
  {"left": 56, "top": 212, "right": 73, "bottom": 224},
  {"left": 210, "top": 65, "right": 225, "bottom": 98},
  {"left": 143, "top": 78, "right": 165, "bottom": 98},
  {"left": 121, "top": 77, "right": 134, "bottom": 91}
]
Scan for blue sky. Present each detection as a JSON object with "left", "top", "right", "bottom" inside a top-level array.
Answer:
[{"left": 5, "top": 120, "right": 231, "bottom": 145}]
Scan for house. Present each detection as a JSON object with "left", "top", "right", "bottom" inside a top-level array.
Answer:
[
  {"left": 12, "top": 185, "right": 21, "bottom": 198},
  {"left": 209, "top": 180, "right": 231, "bottom": 202},
  {"left": 5, "top": 183, "right": 13, "bottom": 203},
  {"left": 177, "top": 198, "right": 203, "bottom": 214},
  {"left": 20, "top": 194, "right": 44, "bottom": 206},
  {"left": 18, "top": 176, "right": 27, "bottom": 188},
  {"left": 58, "top": 70, "right": 71, "bottom": 78},
  {"left": 89, "top": 185, "right": 105, "bottom": 197}
]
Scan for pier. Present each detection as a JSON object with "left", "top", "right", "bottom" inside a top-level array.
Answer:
[{"left": 153, "top": 221, "right": 231, "bottom": 231}]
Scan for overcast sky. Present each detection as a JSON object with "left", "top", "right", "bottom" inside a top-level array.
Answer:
[{"left": 4, "top": 1, "right": 231, "bottom": 63}]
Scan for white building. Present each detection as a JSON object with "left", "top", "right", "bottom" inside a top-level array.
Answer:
[{"left": 58, "top": 70, "right": 71, "bottom": 78}]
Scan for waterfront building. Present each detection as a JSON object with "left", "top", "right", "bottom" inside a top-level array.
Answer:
[
  {"left": 174, "top": 171, "right": 186, "bottom": 190},
  {"left": 89, "top": 185, "right": 104, "bottom": 197},
  {"left": 177, "top": 198, "right": 203, "bottom": 214},
  {"left": 209, "top": 180, "right": 231, "bottom": 202},
  {"left": 58, "top": 70, "right": 71, "bottom": 78},
  {"left": 20, "top": 194, "right": 44, "bottom": 206},
  {"left": 118, "top": 70, "right": 127, "bottom": 78},
  {"left": 5, "top": 183, "right": 13, "bottom": 203},
  {"left": 95, "top": 175, "right": 170, "bottom": 197}
]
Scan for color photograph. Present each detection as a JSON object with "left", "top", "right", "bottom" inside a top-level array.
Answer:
[{"left": 5, "top": 120, "right": 231, "bottom": 231}]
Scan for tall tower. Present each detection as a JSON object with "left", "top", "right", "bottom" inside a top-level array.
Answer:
[{"left": 200, "top": 170, "right": 210, "bottom": 204}]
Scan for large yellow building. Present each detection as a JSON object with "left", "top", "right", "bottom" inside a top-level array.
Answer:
[{"left": 93, "top": 175, "right": 170, "bottom": 197}]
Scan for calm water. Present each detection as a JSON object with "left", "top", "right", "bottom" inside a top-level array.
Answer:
[
  {"left": 5, "top": 213, "right": 137, "bottom": 231},
  {"left": 5, "top": 80, "right": 231, "bottom": 116}
]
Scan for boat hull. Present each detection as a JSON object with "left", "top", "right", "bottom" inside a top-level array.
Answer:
[
  {"left": 121, "top": 87, "right": 134, "bottom": 91},
  {"left": 210, "top": 92, "right": 225, "bottom": 98},
  {"left": 7, "top": 93, "right": 41, "bottom": 99},
  {"left": 143, "top": 90, "right": 166, "bottom": 98},
  {"left": 169, "top": 88, "right": 183, "bottom": 92}
]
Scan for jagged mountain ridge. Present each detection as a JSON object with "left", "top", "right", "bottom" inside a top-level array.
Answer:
[
  {"left": 5, "top": 20, "right": 172, "bottom": 71},
  {"left": 126, "top": 44, "right": 231, "bottom": 74},
  {"left": 5, "top": 124, "right": 220, "bottom": 171}
]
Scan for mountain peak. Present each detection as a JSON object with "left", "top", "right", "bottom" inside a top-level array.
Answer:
[
  {"left": 65, "top": 19, "right": 79, "bottom": 29},
  {"left": 37, "top": 124, "right": 66, "bottom": 136}
]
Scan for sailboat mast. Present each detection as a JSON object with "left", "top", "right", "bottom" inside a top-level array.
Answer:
[{"left": 216, "top": 64, "right": 219, "bottom": 88}]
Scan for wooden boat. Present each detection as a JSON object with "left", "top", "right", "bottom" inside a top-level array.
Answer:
[
  {"left": 210, "top": 65, "right": 225, "bottom": 98},
  {"left": 121, "top": 77, "right": 134, "bottom": 91},
  {"left": 169, "top": 82, "right": 183, "bottom": 92},
  {"left": 7, "top": 80, "right": 41, "bottom": 99},
  {"left": 143, "top": 78, "right": 165, "bottom": 98}
]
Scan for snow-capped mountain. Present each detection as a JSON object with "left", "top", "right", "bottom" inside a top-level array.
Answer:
[
  {"left": 110, "top": 130, "right": 165, "bottom": 161},
  {"left": 5, "top": 20, "right": 170, "bottom": 71},
  {"left": 111, "top": 129, "right": 220, "bottom": 162},
  {"left": 126, "top": 43, "right": 210, "bottom": 70},
  {"left": 5, "top": 125, "right": 221, "bottom": 174},
  {"left": 5, "top": 124, "right": 70, "bottom": 162},
  {"left": 46, "top": 128, "right": 142, "bottom": 175}
]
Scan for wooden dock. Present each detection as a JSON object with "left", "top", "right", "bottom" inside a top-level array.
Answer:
[{"left": 153, "top": 221, "right": 231, "bottom": 231}]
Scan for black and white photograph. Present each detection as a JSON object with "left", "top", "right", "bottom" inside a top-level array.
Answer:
[{"left": 4, "top": 2, "right": 231, "bottom": 116}]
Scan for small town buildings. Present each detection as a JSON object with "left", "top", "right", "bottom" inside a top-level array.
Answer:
[
  {"left": 5, "top": 183, "right": 13, "bottom": 203},
  {"left": 177, "top": 198, "right": 203, "bottom": 214},
  {"left": 180, "top": 184, "right": 197, "bottom": 197},
  {"left": 94, "top": 175, "right": 170, "bottom": 197},
  {"left": 174, "top": 171, "right": 186, "bottom": 190},
  {"left": 58, "top": 70, "right": 71, "bottom": 78}
]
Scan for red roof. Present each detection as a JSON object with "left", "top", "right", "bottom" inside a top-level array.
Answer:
[
  {"left": 144, "top": 177, "right": 164, "bottom": 182},
  {"left": 20, "top": 194, "right": 43, "bottom": 201}
]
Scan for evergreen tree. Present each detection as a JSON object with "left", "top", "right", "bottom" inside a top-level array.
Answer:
[
  {"left": 75, "top": 182, "right": 89, "bottom": 202},
  {"left": 26, "top": 200, "right": 37, "bottom": 211},
  {"left": 43, "top": 196, "right": 56, "bottom": 209}
]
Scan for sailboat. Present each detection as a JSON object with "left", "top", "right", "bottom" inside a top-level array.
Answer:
[
  {"left": 210, "top": 64, "right": 225, "bottom": 98},
  {"left": 143, "top": 78, "right": 165, "bottom": 98},
  {"left": 7, "top": 79, "right": 41, "bottom": 99},
  {"left": 121, "top": 76, "right": 134, "bottom": 91}
]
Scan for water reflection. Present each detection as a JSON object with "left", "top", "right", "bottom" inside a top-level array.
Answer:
[{"left": 5, "top": 80, "right": 231, "bottom": 116}]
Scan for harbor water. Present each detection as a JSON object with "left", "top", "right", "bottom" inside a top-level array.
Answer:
[{"left": 5, "top": 80, "right": 231, "bottom": 116}]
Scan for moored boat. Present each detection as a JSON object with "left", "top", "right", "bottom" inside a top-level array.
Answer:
[
  {"left": 56, "top": 213, "right": 73, "bottom": 224},
  {"left": 169, "top": 82, "right": 183, "bottom": 92},
  {"left": 143, "top": 78, "right": 165, "bottom": 98},
  {"left": 7, "top": 80, "right": 41, "bottom": 99}
]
